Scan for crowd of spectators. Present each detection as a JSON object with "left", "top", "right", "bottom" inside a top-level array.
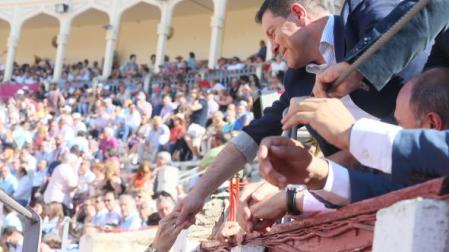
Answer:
[{"left": 0, "top": 47, "right": 287, "bottom": 252}]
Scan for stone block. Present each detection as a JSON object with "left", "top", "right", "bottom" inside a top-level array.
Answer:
[{"left": 373, "top": 198, "right": 449, "bottom": 252}]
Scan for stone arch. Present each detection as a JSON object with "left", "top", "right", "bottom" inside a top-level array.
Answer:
[
  {"left": 16, "top": 13, "right": 59, "bottom": 64},
  {"left": 65, "top": 8, "right": 109, "bottom": 64},
  {"left": 168, "top": 0, "right": 214, "bottom": 62},
  {"left": 116, "top": 1, "right": 162, "bottom": 67}
]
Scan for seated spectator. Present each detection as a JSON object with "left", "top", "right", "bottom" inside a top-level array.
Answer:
[
  {"left": 270, "top": 54, "right": 287, "bottom": 77},
  {"left": 132, "top": 161, "right": 154, "bottom": 191},
  {"left": 118, "top": 194, "right": 142, "bottom": 231},
  {"left": 168, "top": 114, "right": 186, "bottom": 153},
  {"left": 0, "top": 161, "right": 17, "bottom": 196},
  {"left": 1, "top": 205, "right": 23, "bottom": 233},
  {"left": 154, "top": 152, "right": 179, "bottom": 200},
  {"left": 1, "top": 227, "right": 23, "bottom": 252},
  {"left": 73, "top": 159, "right": 96, "bottom": 206},
  {"left": 233, "top": 101, "right": 254, "bottom": 131},
  {"left": 97, "top": 192, "right": 121, "bottom": 228},
  {"left": 222, "top": 107, "right": 236, "bottom": 134},
  {"left": 13, "top": 167, "right": 32, "bottom": 206},
  {"left": 160, "top": 95, "right": 176, "bottom": 123},
  {"left": 147, "top": 116, "right": 170, "bottom": 161},
  {"left": 207, "top": 111, "right": 225, "bottom": 136},
  {"left": 156, "top": 192, "right": 176, "bottom": 219},
  {"left": 32, "top": 159, "right": 48, "bottom": 203},
  {"left": 98, "top": 127, "right": 119, "bottom": 156},
  {"left": 92, "top": 195, "right": 108, "bottom": 226},
  {"left": 42, "top": 202, "right": 64, "bottom": 235}
]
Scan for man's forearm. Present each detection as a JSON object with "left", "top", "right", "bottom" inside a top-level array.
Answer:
[{"left": 191, "top": 142, "right": 247, "bottom": 199}]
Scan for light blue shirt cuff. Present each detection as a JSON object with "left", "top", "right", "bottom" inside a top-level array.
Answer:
[{"left": 229, "top": 132, "right": 259, "bottom": 162}]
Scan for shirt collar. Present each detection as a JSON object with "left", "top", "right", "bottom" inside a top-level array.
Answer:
[{"left": 306, "top": 15, "right": 336, "bottom": 74}]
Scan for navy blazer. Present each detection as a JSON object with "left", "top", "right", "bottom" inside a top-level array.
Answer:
[{"left": 243, "top": 0, "right": 427, "bottom": 153}]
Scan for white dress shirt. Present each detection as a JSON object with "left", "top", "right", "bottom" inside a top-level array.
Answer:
[{"left": 349, "top": 118, "right": 402, "bottom": 174}]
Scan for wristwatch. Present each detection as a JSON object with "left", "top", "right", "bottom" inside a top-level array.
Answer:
[
  {"left": 285, "top": 184, "right": 306, "bottom": 215},
  {"left": 145, "top": 244, "right": 159, "bottom": 252}
]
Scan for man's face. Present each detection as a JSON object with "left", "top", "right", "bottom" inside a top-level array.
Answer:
[
  {"left": 103, "top": 194, "right": 115, "bottom": 211},
  {"left": 395, "top": 81, "right": 420, "bottom": 129},
  {"left": 119, "top": 198, "right": 133, "bottom": 218},
  {"left": 261, "top": 9, "right": 307, "bottom": 68},
  {"left": 157, "top": 199, "right": 175, "bottom": 219}
]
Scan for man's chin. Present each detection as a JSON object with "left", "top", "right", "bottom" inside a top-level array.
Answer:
[{"left": 287, "top": 62, "right": 303, "bottom": 69}]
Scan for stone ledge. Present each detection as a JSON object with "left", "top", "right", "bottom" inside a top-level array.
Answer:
[{"left": 201, "top": 177, "right": 449, "bottom": 252}]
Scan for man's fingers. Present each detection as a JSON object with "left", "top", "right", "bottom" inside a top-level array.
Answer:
[
  {"left": 176, "top": 206, "right": 189, "bottom": 226},
  {"left": 259, "top": 160, "right": 287, "bottom": 188},
  {"left": 282, "top": 111, "right": 315, "bottom": 131}
]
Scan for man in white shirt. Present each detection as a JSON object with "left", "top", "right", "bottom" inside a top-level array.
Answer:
[
  {"left": 154, "top": 152, "right": 179, "bottom": 200},
  {"left": 44, "top": 153, "right": 79, "bottom": 215}
]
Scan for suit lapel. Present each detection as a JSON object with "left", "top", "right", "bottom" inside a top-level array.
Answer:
[{"left": 333, "top": 15, "right": 345, "bottom": 62}]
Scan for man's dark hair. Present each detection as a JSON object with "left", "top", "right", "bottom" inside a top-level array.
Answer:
[
  {"left": 255, "top": 0, "right": 329, "bottom": 24},
  {"left": 411, "top": 67, "right": 449, "bottom": 128},
  {"left": 256, "top": 0, "right": 296, "bottom": 23}
]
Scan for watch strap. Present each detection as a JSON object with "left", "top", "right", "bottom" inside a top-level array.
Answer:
[{"left": 287, "top": 188, "right": 302, "bottom": 215}]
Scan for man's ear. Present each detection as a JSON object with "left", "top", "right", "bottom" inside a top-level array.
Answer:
[
  {"left": 290, "top": 3, "right": 307, "bottom": 26},
  {"left": 424, "top": 112, "right": 443, "bottom": 130}
]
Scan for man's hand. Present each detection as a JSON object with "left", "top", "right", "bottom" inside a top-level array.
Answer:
[
  {"left": 258, "top": 136, "right": 329, "bottom": 189},
  {"left": 313, "top": 62, "right": 364, "bottom": 98},
  {"left": 249, "top": 190, "right": 288, "bottom": 233},
  {"left": 153, "top": 212, "right": 188, "bottom": 252},
  {"left": 282, "top": 98, "right": 356, "bottom": 150},
  {"left": 175, "top": 192, "right": 205, "bottom": 227},
  {"left": 236, "top": 181, "right": 279, "bottom": 233}
]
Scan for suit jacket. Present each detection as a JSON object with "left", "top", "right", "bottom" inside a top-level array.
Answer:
[
  {"left": 346, "top": 0, "right": 449, "bottom": 90},
  {"left": 243, "top": 0, "right": 427, "bottom": 156},
  {"left": 391, "top": 130, "right": 449, "bottom": 185}
]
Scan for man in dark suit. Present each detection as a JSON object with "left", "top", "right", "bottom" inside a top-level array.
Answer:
[
  {"left": 175, "top": 0, "right": 427, "bottom": 226},
  {"left": 256, "top": 68, "right": 449, "bottom": 207},
  {"left": 313, "top": 0, "right": 449, "bottom": 98}
]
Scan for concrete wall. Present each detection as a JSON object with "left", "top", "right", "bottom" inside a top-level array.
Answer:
[{"left": 0, "top": 7, "right": 264, "bottom": 66}]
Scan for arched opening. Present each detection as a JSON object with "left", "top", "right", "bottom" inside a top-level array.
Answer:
[
  {"left": 168, "top": 0, "right": 214, "bottom": 64},
  {"left": 66, "top": 8, "right": 109, "bottom": 65},
  {"left": 16, "top": 13, "right": 59, "bottom": 65},
  {"left": 0, "top": 18, "right": 10, "bottom": 70},
  {"left": 117, "top": 2, "right": 160, "bottom": 68},
  {"left": 222, "top": 0, "right": 265, "bottom": 60}
]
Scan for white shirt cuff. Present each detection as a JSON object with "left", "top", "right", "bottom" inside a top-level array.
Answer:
[
  {"left": 349, "top": 118, "right": 402, "bottom": 174},
  {"left": 310, "top": 160, "right": 351, "bottom": 206}
]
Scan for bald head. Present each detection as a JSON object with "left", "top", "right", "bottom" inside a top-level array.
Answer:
[{"left": 395, "top": 67, "right": 449, "bottom": 130}]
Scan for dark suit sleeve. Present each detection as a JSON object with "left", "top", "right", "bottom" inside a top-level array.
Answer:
[
  {"left": 425, "top": 31, "right": 449, "bottom": 69},
  {"left": 345, "top": 0, "right": 449, "bottom": 91},
  {"left": 242, "top": 91, "right": 288, "bottom": 145},
  {"left": 343, "top": 0, "right": 403, "bottom": 50},
  {"left": 391, "top": 129, "right": 449, "bottom": 184},
  {"left": 348, "top": 169, "right": 406, "bottom": 202}
]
